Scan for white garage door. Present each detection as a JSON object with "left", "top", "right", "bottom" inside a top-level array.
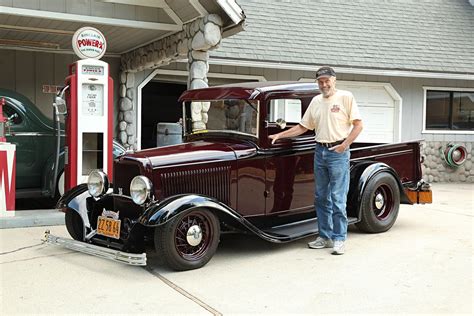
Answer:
[{"left": 337, "top": 82, "right": 400, "bottom": 143}]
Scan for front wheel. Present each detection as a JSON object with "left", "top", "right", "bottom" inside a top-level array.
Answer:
[
  {"left": 154, "top": 209, "right": 220, "bottom": 271},
  {"left": 356, "top": 172, "right": 400, "bottom": 233}
]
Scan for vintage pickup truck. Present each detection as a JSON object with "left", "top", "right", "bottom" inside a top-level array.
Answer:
[{"left": 47, "top": 82, "right": 432, "bottom": 270}]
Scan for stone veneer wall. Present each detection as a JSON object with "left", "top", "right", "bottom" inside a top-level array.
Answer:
[
  {"left": 117, "top": 14, "right": 223, "bottom": 149},
  {"left": 421, "top": 141, "right": 473, "bottom": 183}
]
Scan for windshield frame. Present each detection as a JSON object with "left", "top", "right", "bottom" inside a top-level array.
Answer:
[{"left": 182, "top": 99, "right": 260, "bottom": 138}]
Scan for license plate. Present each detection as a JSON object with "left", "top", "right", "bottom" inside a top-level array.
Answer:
[{"left": 97, "top": 216, "right": 121, "bottom": 239}]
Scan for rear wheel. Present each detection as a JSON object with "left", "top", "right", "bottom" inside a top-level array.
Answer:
[
  {"left": 155, "top": 209, "right": 220, "bottom": 270},
  {"left": 65, "top": 210, "right": 84, "bottom": 241},
  {"left": 356, "top": 172, "right": 400, "bottom": 233}
]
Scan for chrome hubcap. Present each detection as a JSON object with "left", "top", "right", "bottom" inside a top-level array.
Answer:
[
  {"left": 375, "top": 192, "right": 385, "bottom": 210},
  {"left": 186, "top": 225, "right": 203, "bottom": 246}
]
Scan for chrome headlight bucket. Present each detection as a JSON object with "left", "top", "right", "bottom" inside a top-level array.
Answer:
[
  {"left": 130, "top": 176, "right": 153, "bottom": 205},
  {"left": 87, "top": 170, "right": 109, "bottom": 198}
]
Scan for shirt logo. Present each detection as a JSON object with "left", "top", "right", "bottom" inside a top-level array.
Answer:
[{"left": 331, "top": 104, "right": 341, "bottom": 113}]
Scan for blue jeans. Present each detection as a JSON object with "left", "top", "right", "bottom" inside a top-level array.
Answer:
[{"left": 314, "top": 145, "right": 350, "bottom": 241}]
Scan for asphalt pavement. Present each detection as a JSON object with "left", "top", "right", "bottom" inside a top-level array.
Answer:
[{"left": 0, "top": 183, "right": 472, "bottom": 315}]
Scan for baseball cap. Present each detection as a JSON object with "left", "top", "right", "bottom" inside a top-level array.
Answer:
[{"left": 315, "top": 66, "right": 336, "bottom": 79}]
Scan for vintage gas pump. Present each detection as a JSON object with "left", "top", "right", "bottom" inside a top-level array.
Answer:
[{"left": 63, "top": 59, "right": 113, "bottom": 192}]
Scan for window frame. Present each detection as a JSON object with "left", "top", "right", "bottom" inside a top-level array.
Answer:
[
  {"left": 422, "top": 86, "right": 474, "bottom": 134},
  {"left": 267, "top": 98, "right": 303, "bottom": 124},
  {"left": 182, "top": 99, "right": 260, "bottom": 138}
]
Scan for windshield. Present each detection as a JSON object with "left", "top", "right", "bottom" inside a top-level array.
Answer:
[{"left": 184, "top": 99, "right": 259, "bottom": 137}]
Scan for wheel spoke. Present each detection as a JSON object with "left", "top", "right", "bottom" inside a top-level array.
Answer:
[{"left": 173, "top": 211, "right": 214, "bottom": 260}]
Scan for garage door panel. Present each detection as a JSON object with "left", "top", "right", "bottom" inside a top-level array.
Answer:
[
  {"left": 359, "top": 107, "right": 394, "bottom": 131},
  {"left": 340, "top": 86, "right": 393, "bottom": 107},
  {"left": 337, "top": 82, "right": 399, "bottom": 144},
  {"left": 357, "top": 131, "right": 394, "bottom": 143}
]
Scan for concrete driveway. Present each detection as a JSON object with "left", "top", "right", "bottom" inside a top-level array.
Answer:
[{"left": 0, "top": 183, "right": 472, "bottom": 315}]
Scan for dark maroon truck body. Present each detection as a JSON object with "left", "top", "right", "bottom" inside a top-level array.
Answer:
[{"left": 58, "top": 82, "right": 431, "bottom": 270}]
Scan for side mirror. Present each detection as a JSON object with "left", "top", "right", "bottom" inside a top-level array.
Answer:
[
  {"left": 264, "top": 118, "right": 287, "bottom": 130},
  {"left": 276, "top": 118, "right": 287, "bottom": 129},
  {"left": 7, "top": 113, "right": 19, "bottom": 125}
]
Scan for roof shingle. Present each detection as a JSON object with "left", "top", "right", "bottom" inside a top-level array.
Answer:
[{"left": 212, "top": 0, "right": 474, "bottom": 74}]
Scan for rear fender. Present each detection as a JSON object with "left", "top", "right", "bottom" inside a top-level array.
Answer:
[
  {"left": 139, "top": 194, "right": 284, "bottom": 243},
  {"left": 56, "top": 183, "right": 91, "bottom": 229},
  {"left": 348, "top": 162, "right": 410, "bottom": 219}
]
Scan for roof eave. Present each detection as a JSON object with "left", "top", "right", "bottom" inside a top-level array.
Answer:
[
  {"left": 208, "top": 58, "right": 474, "bottom": 81},
  {"left": 216, "top": 0, "right": 245, "bottom": 25}
]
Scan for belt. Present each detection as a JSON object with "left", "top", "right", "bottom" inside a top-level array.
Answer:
[{"left": 316, "top": 139, "right": 345, "bottom": 148}]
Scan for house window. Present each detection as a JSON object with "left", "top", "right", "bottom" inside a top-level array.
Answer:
[{"left": 425, "top": 90, "right": 474, "bottom": 131}]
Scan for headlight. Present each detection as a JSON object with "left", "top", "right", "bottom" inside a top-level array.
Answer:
[
  {"left": 87, "top": 170, "right": 109, "bottom": 198},
  {"left": 130, "top": 176, "right": 153, "bottom": 205}
]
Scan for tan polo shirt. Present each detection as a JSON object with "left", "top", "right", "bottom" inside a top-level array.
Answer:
[{"left": 300, "top": 89, "right": 362, "bottom": 143}]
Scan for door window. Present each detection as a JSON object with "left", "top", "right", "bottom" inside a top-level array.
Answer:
[{"left": 268, "top": 99, "right": 302, "bottom": 123}]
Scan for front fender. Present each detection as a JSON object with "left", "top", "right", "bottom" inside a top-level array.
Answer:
[
  {"left": 56, "top": 183, "right": 91, "bottom": 229},
  {"left": 139, "top": 194, "right": 237, "bottom": 226},
  {"left": 138, "top": 194, "right": 287, "bottom": 243}
]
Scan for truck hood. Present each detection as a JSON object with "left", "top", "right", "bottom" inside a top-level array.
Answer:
[{"left": 122, "top": 140, "right": 257, "bottom": 169}]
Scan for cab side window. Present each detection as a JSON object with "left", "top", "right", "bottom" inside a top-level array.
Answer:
[{"left": 268, "top": 99, "right": 302, "bottom": 123}]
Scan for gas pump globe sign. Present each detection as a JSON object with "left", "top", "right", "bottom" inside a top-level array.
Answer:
[{"left": 72, "top": 27, "right": 106, "bottom": 59}]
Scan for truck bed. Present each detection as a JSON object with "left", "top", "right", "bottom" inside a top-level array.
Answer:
[{"left": 349, "top": 140, "right": 423, "bottom": 185}]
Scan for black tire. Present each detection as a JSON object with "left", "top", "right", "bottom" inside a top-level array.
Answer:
[
  {"left": 65, "top": 209, "right": 84, "bottom": 241},
  {"left": 356, "top": 172, "right": 400, "bottom": 233},
  {"left": 155, "top": 209, "right": 220, "bottom": 271}
]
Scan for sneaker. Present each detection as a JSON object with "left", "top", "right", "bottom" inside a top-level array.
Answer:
[
  {"left": 308, "top": 237, "right": 333, "bottom": 249},
  {"left": 332, "top": 240, "right": 345, "bottom": 255}
]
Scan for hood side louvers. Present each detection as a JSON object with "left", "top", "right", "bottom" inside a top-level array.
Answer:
[{"left": 160, "top": 166, "right": 230, "bottom": 204}]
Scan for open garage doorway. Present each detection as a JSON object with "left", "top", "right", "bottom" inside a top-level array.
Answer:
[
  {"left": 137, "top": 69, "right": 266, "bottom": 150},
  {"left": 140, "top": 81, "right": 186, "bottom": 149}
]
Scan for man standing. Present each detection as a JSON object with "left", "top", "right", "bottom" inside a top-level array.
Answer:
[{"left": 269, "top": 66, "right": 363, "bottom": 255}]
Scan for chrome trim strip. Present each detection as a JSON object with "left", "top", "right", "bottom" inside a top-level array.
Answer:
[
  {"left": 43, "top": 231, "right": 146, "bottom": 266},
  {"left": 8, "top": 132, "right": 61, "bottom": 137}
]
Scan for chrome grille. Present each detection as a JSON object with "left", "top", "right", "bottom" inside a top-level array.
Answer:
[{"left": 160, "top": 166, "right": 230, "bottom": 204}]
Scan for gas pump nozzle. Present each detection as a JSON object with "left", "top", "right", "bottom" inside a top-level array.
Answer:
[
  {"left": 54, "top": 86, "right": 69, "bottom": 117},
  {"left": 51, "top": 85, "right": 69, "bottom": 198}
]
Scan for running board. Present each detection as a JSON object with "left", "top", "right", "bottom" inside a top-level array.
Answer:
[
  {"left": 263, "top": 217, "right": 358, "bottom": 240},
  {"left": 42, "top": 230, "right": 147, "bottom": 266}
]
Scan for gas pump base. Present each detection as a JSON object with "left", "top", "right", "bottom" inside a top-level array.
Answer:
[{"left": 43, "top": 230, "right": 147, "bottom": 266}]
